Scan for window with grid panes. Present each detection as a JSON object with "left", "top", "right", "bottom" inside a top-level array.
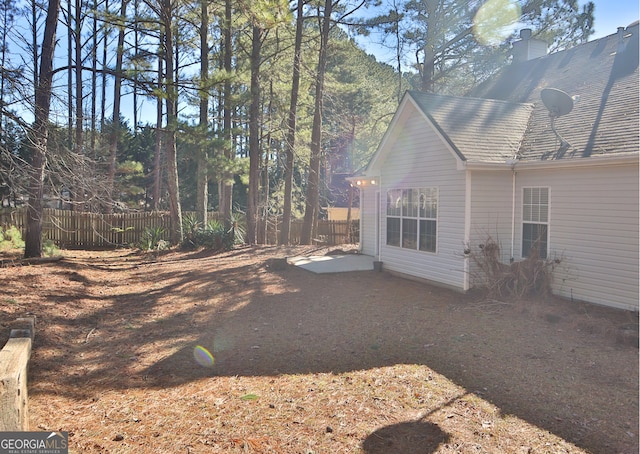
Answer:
[
  {"left": 386, "top": 188, "right": 437, "bottom": 252},
  {"left": 522, "top": 187, "right": 549, "bottom": 259}
]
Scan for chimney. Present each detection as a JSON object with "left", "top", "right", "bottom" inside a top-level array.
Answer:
[
  {"left": 512, "top": 29, "right": 548, "bottom": 62},
  {"left": 617, "top": 26, "right": 626, "bottom": 53}
]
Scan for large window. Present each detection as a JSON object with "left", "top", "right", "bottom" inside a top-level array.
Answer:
[
  {"left": 522, "top": 187, "right": 549, "bottom": 259},
  {"left": 386, "top": 188, "right": 438, "bottom": 252}
]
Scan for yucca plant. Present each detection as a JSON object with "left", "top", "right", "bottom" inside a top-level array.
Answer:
[
  {"left": 228, "top": 212, "right": 246, "bottom": 246},
  {"left": 139, "top": 226, "right": 168, "bottom": 251},
  {"left": 182, "top": 213, "right": 203, "bottom": 243},
  {"left": 180, "top": 214, "right": 241, "bottom": 252}
]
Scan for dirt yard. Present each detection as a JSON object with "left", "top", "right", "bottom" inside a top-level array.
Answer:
[{"left": 0, "top": 245, "right": 638, "bottom": 453}]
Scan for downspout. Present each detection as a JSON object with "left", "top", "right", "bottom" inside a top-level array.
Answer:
[
  {"left": 508, "top": 159, "right": 518, "bottom": 261},
  {"left": 463, "top": 169, "right": 472, "bottom": 290},
  {"left": 356, "top": 185, "right": 363, "bottom": 253},
  {"left": 375, "top": 187, "right": 381, "bottom": 262}
]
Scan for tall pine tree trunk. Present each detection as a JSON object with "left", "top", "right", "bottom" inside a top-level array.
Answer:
[
  {"left": 280, "top": 0, "right": 304, "bottom": 245},
  {"left": 301, "top": 0, "right": 331, "bottom": 244},
  {"left": 161, "top": 0, "right": 182, "bottom": 244},
  {"left": 66, "top": 0, "right": 72, "bottom": 148},
  {"left": 150, "top": 32, "right": 164, "bottom": 211},
  {"left": 106, "top": 0, "right": 128, "bottom": 213},
  {"left": 24, "top": 0, "right": 61, "bottom": 258},
  {"left": 132, "top": 0, "right": 139, "bottom": 134},
  {"left": 246, "top": 25, "right": 262, "bottom": 244},
  {"left": 31, "top": 0, "right": 38, "bottom": 99},
  {"left": 420, "top": 1, "right": 446, "bottom": 93},
  {"left": 90, "top": 0, "right": 98, "bottom": 198},
  {"left": 219, "top": 0, "right": 233, "bottom": 228},
  {"left": 100, "top": 0, "right": 109, "bottom": 131},
  {"left": 74, "top": 0, "right": 83, "bottom": 208},
  {"left": 0, "top": 0, "right": 13, "bottom": 138},
  {"left": 196, "top": 0, "right": 209, "bottom": 224}
]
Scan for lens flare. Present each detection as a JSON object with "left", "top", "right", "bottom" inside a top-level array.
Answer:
[
  {"left": 473, "top": 0, "right": 521, "bottom": 46},
  {"left": 193, "top": 345, "right": 215, "bottom": 368}
]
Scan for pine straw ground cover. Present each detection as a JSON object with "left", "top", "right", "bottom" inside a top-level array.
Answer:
[{"left": 0, "top": 245, "right": 638, "bottom": 453}]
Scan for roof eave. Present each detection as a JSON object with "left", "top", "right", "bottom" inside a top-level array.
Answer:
[{"left": 462, "top": 152, "right": 639, "bottom": 170}]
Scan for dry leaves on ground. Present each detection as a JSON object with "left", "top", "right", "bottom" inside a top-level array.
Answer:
[{"left": 0, "top": 245, "right": 637, "bottom": 453}]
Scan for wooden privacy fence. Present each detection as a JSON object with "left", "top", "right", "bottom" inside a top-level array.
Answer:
[
  {"left": 0, "top": 316, "right": 36, "bottom": 430},
  {"left": 0, "top": 208, "right": 176, "bottom": 249},
  {"left": 258, "top": 217, "right": 359, "bottom": 246},
  {"left": 0, "top": 208, "right": 359, "bottom": 249}
]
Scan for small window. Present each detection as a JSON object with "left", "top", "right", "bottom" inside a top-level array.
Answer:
[{"left": 522, "top": 187, "right": 549, "bottom": 259}]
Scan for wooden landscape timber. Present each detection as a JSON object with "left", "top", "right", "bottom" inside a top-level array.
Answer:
[{"left": 0, "top": 316, "right": 36, "bottom": 430}]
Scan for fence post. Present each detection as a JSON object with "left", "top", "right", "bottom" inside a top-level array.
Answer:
[{"left": 0, "top": 316, "right": 36, "bottom": 431}]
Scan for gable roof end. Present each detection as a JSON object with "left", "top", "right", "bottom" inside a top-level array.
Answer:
[{"left": 407, "top": 91, "right": 533, "bottom": 163}]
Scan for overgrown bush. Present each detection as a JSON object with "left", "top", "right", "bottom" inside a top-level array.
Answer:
[
  {"left": 0, "top": 225, "right": 25, "bottom": 250},
  {"left": 43, "top": 239, "right": 60, "bottom": 257},
  {"left": 0, "top": 226, "right": 60, "bottom": 256},
  {"left": 467, "top": 236, "right": 560, "bottom": 300}
]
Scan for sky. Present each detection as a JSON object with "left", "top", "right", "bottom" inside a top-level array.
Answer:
[
  {"left": 34, "top": 0, "right": 640, "bottom": 127},
  {"left": 356, "top": 0, "right": 640, "bottom": 66},
  {"left": 588, "top": 0, "right": 639, "bottom": 38}
]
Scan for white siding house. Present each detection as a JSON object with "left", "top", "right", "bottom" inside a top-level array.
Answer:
[
  {"left": 354, "top": 24, "right": 639, "bottom": 311},
  {"left": 511, "top": 161, "right": 639, "bottom": 309}
]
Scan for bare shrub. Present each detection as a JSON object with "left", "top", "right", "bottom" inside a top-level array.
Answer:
[{"left": 468, "top": 236, "right": 560, "bottom": 300}]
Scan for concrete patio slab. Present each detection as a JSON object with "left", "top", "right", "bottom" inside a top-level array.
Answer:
[{"left": 287, "top": 254, "right": 375, "bottom": 274}]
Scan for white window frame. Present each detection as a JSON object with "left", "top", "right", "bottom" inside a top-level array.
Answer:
[
  {"left": 522, "top": 187, "right": 549, "bottom": 259},
  {"left": 386, "top": 188, "right": 438, "bottom": 253}
]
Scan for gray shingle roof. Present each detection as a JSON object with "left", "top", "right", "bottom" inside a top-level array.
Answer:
[
  {"left": 408, "top": 91, "right": 533, "bottom": 162},
  {"left": 406, "top": 25, "right": 639, "bottom": 163},
  {"left": 470, "top": 23, "right": 639, "bottom": 161}
]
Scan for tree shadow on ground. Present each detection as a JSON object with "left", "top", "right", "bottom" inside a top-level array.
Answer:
[
  {"left": 361, "top": 395, "right": 457, "bottom": 453},
  {"left": 141, "top": 266, "right": 637, "bottom": 453},
  {"left": 362, "top": 420, "right": 450, "bottom": 454},
  {"left": 18, "top": 247, "right": 639, "bottom": 454}
]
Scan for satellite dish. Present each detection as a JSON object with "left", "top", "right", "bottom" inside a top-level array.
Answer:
[{"left": 540, "top": 88, "right": 574, "bottom": 117}]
